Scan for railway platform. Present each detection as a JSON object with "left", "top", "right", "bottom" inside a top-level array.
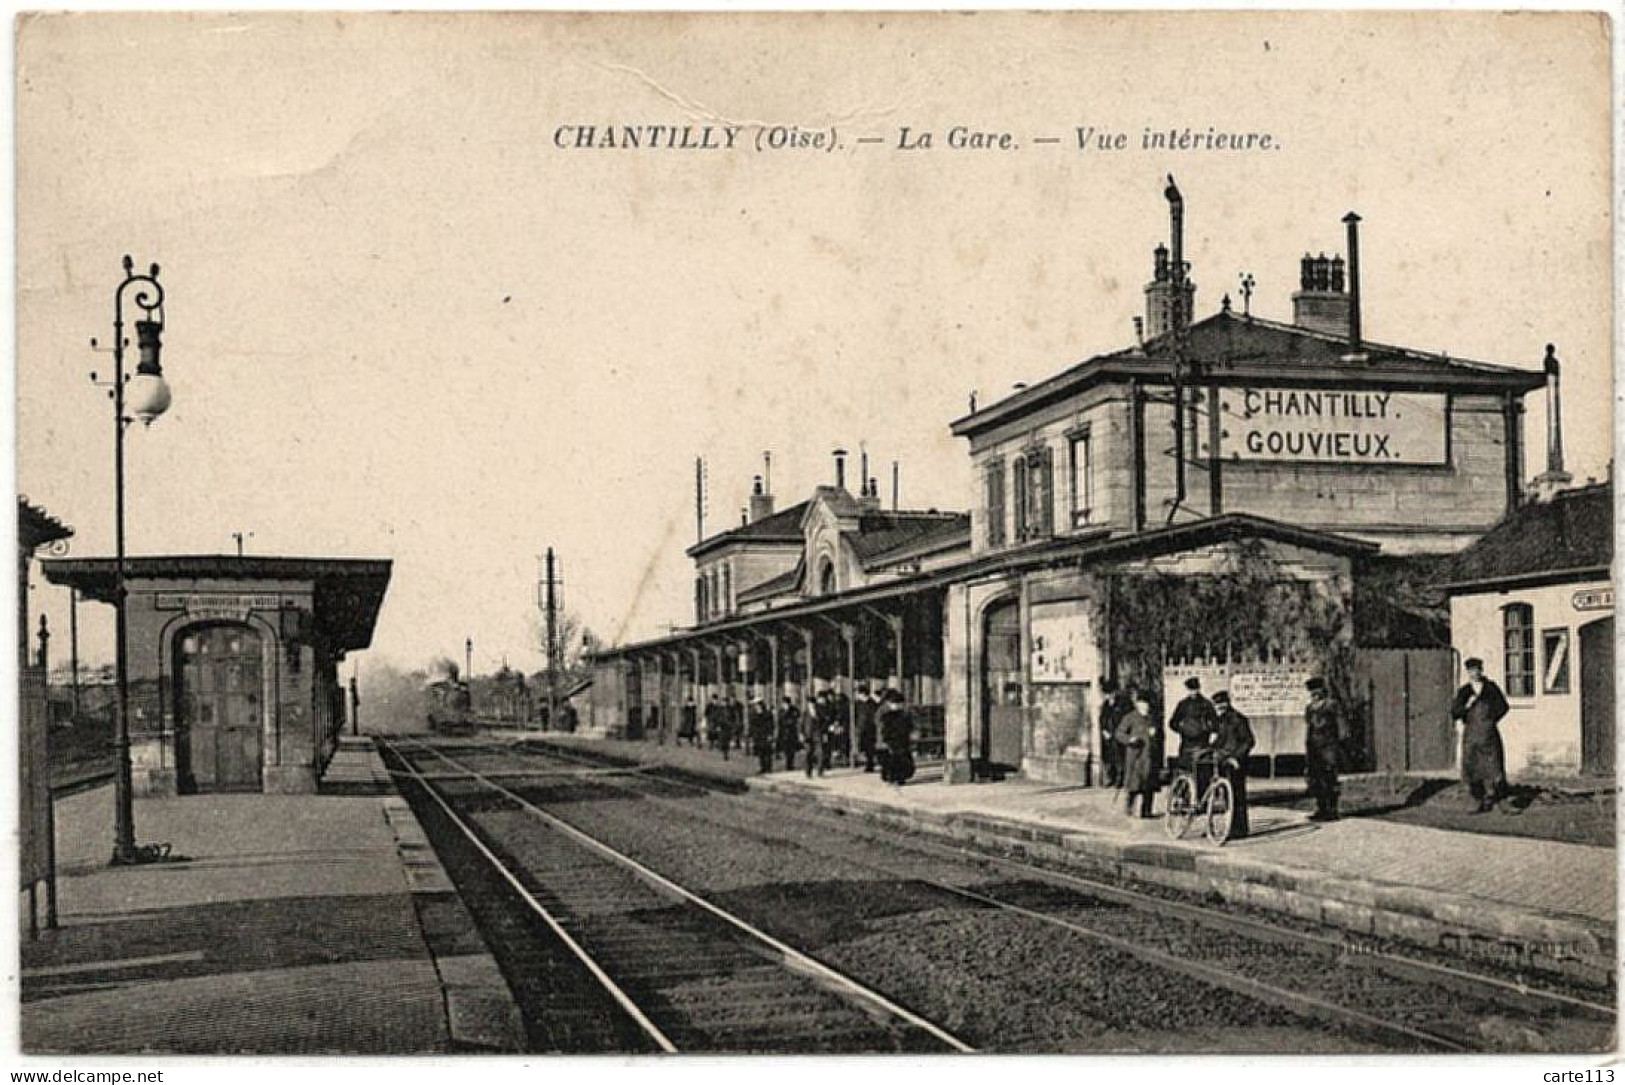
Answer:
[
  {"left": 19, "top": 737, "right": 521, "bottom": 1055},
  {"left": 528, "top": 732, "right": 1616, "bottom": 987}
]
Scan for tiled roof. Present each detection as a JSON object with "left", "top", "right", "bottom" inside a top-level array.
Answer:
[
  {"left": 1441, "top": 482, "right": 1613, "bottom": 592},
  {"left": 953, "top": 309, "right": 1547, "bottom": 438},
  {"left": 736, "top": 564, "right": 801, "bottom": 604},
  {"left": 686, "top": 500, "right": 809, "bottom": 558},
  {"left": 851, "top": 512, "right": 972, "bottom": 565}
]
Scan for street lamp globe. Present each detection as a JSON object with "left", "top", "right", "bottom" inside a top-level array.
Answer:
[
  {"left": 126, "top": 318, "right": 171, "bottom": 425},
  {"left": 125, "top": 372, "right": 171, "bottom": 426}
]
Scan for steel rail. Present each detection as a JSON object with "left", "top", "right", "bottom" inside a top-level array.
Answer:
[
  {"left": 382, "top": 740, "right": 678, "bottom": 1053},
  {"left": 393, "top": 735, "right": 976, "bottom": 1053},
  {"left": 493, "top": 741, "right": 1475, "bottom": 1052},
  {"left": 524, "top": 737, "right": 1616, "bottom": 1019}
]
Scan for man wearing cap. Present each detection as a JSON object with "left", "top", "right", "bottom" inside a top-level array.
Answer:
[
  {"left": 1211, "top": 690, "right": 1255, "bottom": 838},
  {"left": 1451, "top": 658, "right": 1511, "bottom": 813},
  {"left": 1303, "top": 677, "right": 1347, "bottom": 821},
  {"left": 1170, "top": 675, "right": 1219, "bottom": 779}
]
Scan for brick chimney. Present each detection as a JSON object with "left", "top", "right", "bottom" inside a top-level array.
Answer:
[
  {"left": 1292, "top": 252, "right": 1352, "bottom": 335},
  {"left": 749, "top": 475, "right": 776, "bottom": 522}
]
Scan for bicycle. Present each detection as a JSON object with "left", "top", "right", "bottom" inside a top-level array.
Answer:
[{"left": 1164, "top": 747, "right": 1236, "bottom": 845}]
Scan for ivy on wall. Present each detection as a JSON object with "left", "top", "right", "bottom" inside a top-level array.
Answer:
[{"left": 1086, "top": 539, "right": 1357, "bottom": 708}]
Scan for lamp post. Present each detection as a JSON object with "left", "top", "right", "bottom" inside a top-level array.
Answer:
[{"left": 91, "top": 255, "right": 171, "bottom": 866}]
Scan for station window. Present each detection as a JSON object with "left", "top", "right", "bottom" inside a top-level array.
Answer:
[
  {"left": 1541, "top": 628, "right": 1571, "bottom": 695},
  {"left": 1069, "top": 428, "right": 1094, "bottom": 527},
  {"left": 1015, "top": 445, "right": 1054, "bottom": 541},
  {"left": 1502, "top": 603, "right": 1535, "bottom": 698}
]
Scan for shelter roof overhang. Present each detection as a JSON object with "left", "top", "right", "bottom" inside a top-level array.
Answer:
[{"left": 42, "top": 555, "right": 393, "bottom": 653}]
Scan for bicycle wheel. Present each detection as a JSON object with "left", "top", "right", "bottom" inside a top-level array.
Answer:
[
  {"left": 1206, "top": 775, "right": 1235, "bottom": 845},
  {"left": 1165, "top": 774, "right": 1197, "bottom": 839}
]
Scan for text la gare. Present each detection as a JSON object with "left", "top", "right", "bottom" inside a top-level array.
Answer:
[{"left": 898, "top": 126, "right": 1017, "bottom": 151}]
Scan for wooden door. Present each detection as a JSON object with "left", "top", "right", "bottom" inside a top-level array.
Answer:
[
  {"left": 178, "top": 624, "right": 264, "bottom": 793},
  {"left": 1580, "top": 617, "right": 1613, "bottom": 776},
  {"left": 982, "top": 599, "right": 1025, "bottom": 769}
]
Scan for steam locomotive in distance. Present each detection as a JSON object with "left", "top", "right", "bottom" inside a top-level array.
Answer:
[{"left": 425, "top": 677, "right": 476, "bottom": 736}]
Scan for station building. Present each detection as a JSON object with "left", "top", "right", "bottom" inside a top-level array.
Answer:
[
  {"left": 1443, "top": 480, "right": 1613, "bottom": 777},
  {"left": 592, "top": 180, "right": 1560, "bottom": 787},
  {"left": 42, "top": 555, "right": 391, "bottom": 795}
]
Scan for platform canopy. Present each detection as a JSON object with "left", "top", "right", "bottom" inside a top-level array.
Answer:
[{"left": 42, "top": 555, "right": 392, "bottom": 652}]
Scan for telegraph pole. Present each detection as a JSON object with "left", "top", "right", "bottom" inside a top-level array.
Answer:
[{"left": 539, "top": 548, "right": 563, "bottom": 729}]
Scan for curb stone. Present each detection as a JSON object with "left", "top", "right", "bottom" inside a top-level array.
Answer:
[{"left": 376, "top": 755, "right": 524, "bottom": 1052}]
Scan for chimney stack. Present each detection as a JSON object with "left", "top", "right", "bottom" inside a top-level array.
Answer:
[
  {"left": 1343, "top": 212, "right": 1364, "bottom": 355},
  {"left": 1291, "top": 251, "right": 1352, "bottom": 336},
  {"left": 891, "top": 461, "right": 900, "bottom": 511},
  {"left": 1144, "top": 177, "right": 1196, "bottom": 339},
  {"left": 749, "top": 474, "right": 776, "bottom": 522},
  {"left": 833, "top": 448, "right": 848, "bottom": 491},
  {"left": 856, "top": 473, "right": 881, "bottom": 514},
  {"left": 1530, "top": 343, "right": 1573, "bottom": 503}
]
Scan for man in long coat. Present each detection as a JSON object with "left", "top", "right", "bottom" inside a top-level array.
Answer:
[
  {"left": 1451, "top": 657, "right": 1511, "bottom": 813},
  {"left": 877, "top": 689, "right": 915, "bottom": 786},
  {"left": 854, "top": 685, "right": 879, "bottom": 773},
  {"left": 679, "top": 697, "right": 699, "bottom": 747},
  {"left": 1115, "top": 691, "right": 1163, "bottom": 818},
  {"left": 799, "top": 695, "right": 827, "bottom": 778},
  {"left": 748, "top": 696, "right": 776, "bottom": 774},
  {"left": 704, "top": 694, "right": 724, "bottom": 750},
  {"left": 1304, "top": 677, "right": 1346, "bottom": 822},
  {"left": 776, "top": 696, "right": 801, "bottom": 771},
  {"left": 1211, "top": 690, "right": 1256, "bottom": 838},
  {"left": 1098, "top": 679, "right": 1131, "bottom": 788}
]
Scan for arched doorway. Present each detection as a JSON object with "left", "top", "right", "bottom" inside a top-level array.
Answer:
[
  {"left": 174, "top": 622, "right": 265, "bottom": 793},
  {"left": 1579, "top": 616, "right": 1613, "bottom": 776},
  {"left": 980, "top": 597, "right": 1024, "bottom": 776}
]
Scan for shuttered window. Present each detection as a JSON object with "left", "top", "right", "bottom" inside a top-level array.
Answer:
[
  {"left": 985, "top": 460, "right": 1007, "bottom": 547},
  {"left": 1012, "top": 456, "right": 1028, "bottom": 540}
]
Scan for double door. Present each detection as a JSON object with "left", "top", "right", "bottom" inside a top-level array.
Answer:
[{"left": 177, "top": 623, "right": 264, "bottom": 793}]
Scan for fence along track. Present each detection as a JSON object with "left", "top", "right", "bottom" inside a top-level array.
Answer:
[
  {"left": 501, "top": 739, "right": 1617, "bottom": 1051},
  {"left": 388, "top": 735, "right": 975, "bottom": 1054}
]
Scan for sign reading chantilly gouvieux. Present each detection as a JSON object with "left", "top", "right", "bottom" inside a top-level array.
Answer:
[{"left": 1218, "top": 388, "right": 1448, "bottom": 465}]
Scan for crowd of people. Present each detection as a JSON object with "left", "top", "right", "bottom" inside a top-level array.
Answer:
[
  {"left": 634, "top": 659, "right": 1517, "bottom": 831},
  {"left": 652, "top": 684, "right": 918, "bottom": 787},
  {"left": 1097, "top": 673, "right": 1357, "bottom": 839}
]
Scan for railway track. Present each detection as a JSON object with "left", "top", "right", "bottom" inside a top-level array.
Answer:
[
  {"left": 380, "top": 737, "right": 972, "bottom": 1054},
  {"left": 418, "top": 735, "right": 1616, "bottom": 1054}
]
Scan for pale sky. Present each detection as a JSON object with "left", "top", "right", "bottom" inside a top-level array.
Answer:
[{"left": 16, "top": 11, "right": 1613, "bottom": 676}]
